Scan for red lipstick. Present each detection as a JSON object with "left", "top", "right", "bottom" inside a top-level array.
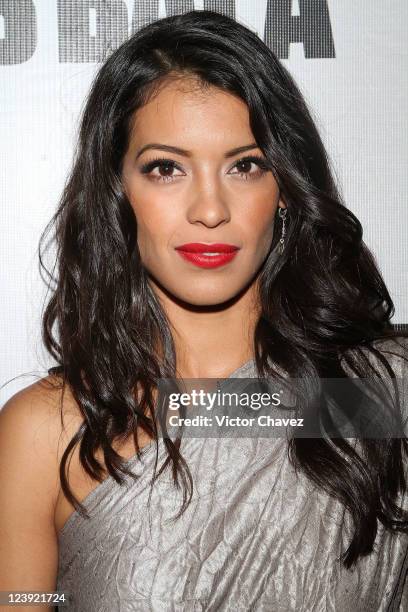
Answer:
[{"left": 174, "top": 243, "right": 240, "bottom": 269}]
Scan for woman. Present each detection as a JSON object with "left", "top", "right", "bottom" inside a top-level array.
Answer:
[{"left": 0, "top": 9, "right": 407, "bottom": 611}]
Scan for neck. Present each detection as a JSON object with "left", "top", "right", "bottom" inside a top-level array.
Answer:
[{"left": 150, "top": 278, "right": 261, "bottom": 379}]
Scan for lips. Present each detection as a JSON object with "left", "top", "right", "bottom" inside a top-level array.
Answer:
[
  {"left": 174, "top": 243, "right": 240, "bottom": 269},
  {"left": 175, "top": 243, "right": 239, "bottom": 253}
]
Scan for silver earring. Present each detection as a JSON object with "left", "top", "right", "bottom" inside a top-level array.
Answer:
[{"left": 278, "top": 207, "right": 288, "bottom": 254}]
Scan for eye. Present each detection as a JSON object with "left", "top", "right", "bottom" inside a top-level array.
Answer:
[
  {"left": 139, "top": 157, "right": 185, "bottom": 183},
  {"left": 228, "top": 155, "right": 271, "bottom": 180},
  {"left": 139, "top": 154, "right": 271, "bottom": 183}
]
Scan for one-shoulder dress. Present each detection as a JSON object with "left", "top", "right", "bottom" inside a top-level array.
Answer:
[{"left": 57, "top": 345, "right": 408, "bottom": 611}]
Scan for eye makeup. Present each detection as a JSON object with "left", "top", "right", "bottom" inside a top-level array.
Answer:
[{"left": 138, "top": 154, "right": 272, "bottom": 182}]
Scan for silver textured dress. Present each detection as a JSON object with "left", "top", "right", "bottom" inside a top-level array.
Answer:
[{"left": 57, "top": 348, "right": 408, "bottom": 611}]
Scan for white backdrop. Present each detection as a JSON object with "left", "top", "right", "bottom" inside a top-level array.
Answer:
[{"left": 1, "top": 0, "right": 407, "bottom": 403}]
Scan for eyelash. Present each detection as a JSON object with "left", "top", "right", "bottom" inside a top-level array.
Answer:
[{"left": 139, "top": 155, "right": 271, "bottom": 183}]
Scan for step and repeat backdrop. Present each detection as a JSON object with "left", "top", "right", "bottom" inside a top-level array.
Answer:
[{"left": 1, "top": 1, "right": 407, "bottom": 401}]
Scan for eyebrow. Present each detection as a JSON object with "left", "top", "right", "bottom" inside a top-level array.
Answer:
[{"left": 135, "top": 142, "right": 259, "bottom": 160}]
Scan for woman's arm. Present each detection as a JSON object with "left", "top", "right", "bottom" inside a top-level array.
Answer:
[{"left": 0, "top": 380, "right": 63, "bottom": 611}]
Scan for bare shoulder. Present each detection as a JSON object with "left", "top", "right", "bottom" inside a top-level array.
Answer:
[
  {"left": 0, "top": 373, "right": 85, "bottom": 474},
  {"left": 0, "top": 374, "right": 85, "bottom": 595},
  {"left": 0, "top": 373, "right": 87, "bottom": 524}
]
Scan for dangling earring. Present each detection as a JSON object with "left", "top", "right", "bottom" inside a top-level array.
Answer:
[{"left": 278, "top": 207, "right": 288, "bottom": 254}]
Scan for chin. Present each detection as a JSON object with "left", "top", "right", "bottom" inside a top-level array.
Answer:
[
  {"left": 148, "top": 272, "right": 251, "bottom": 307},
  {"left": 182, "top": 294, "right": 231, "bottom": 307},
  {"left": 173, "top": 283, "right": 249, "bottom": 308}
]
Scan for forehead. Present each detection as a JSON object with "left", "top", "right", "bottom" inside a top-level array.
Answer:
[{"left": 128, "top": 76, "right": 254, "bottom": 148}]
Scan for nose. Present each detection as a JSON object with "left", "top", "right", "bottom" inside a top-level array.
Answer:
[{"left": 186, "top": 173, "right": 231, "bottom": 228}]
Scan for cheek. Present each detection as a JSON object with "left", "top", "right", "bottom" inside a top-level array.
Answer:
[
  {"left": 255, "top": 223, "right": 275, "bottom": 259},
  {"left": 130, "top": 197, "right": 179, "bottom": 252},
  {"left": 243, "top": 205, "right": 277, "bottom": 249}
]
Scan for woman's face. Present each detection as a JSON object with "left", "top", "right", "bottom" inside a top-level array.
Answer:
[{"left": 121, "top": 77, "right": 284, "bottom": 307}]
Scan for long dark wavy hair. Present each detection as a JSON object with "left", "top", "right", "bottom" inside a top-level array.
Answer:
[{"left": 38, "top": 10, "right": 408, "bottom": 568}]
